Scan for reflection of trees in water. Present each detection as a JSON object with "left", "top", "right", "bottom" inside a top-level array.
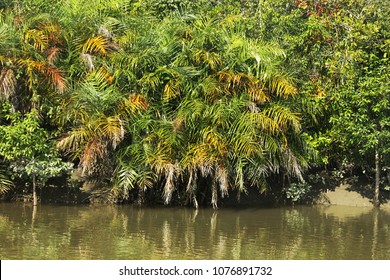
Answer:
[
  {"left": 0, "top": 204, "right": 74, "bottom": 259},
  {"left": 279, "top": 206, "right": 390, "bottom": 260},
  {"left": 0, "top": 204, "right": 390, "bottom": 259},
  {"left": 371, "top": 209, "right": 379, "bottom": 260}
]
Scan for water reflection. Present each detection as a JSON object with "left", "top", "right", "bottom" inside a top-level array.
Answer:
[{"left": 0, "top": 203, "right": 389, "bottom": 259}]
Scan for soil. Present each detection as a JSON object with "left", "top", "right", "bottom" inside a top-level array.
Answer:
[{"left": 321, "top": 184, "right": 390, "bottom": 208}]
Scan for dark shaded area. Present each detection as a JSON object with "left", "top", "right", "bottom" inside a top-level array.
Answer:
[{"left": 346, "top": 181, "right": 390, "bottom": 205}]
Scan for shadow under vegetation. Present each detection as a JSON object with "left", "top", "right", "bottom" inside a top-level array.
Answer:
[{"left": 346, "top": 180, "right": 390, "bottom": 205}]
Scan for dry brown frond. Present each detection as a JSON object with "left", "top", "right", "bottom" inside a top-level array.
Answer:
[
  {"left": 129, "top": 94, "right": 149, "bottom": 109},
  {"left": 0, "top": 69, "right": 16, "bottom": 100},
  {"left": 18, "top": 59, "right": 66, "bottom": 93},
  {"left": 44, "top": 65, "right": 66, "bottom": 93},
  {"left": 215, "top": 165, "right": 228, "bottom": 198},
  {"left": 46, "top": 47, "right": 61, "bottom": 64},
  {"left": 80, "top": 53, "right": 95, "bottom": 71},
  {"left": 163, "top": 164, "right": 176, "bottom": 205},
  {"left": 186, "top": 169, "right": 199, "bottom": 208},
  {"left": 80, "top": 137, "right": 107, "bottom": 175},
  {"left": 172, "top": 117, "right": 184, "bottom": 132},
  {"left": 38, "top": 20, "right": 62, "bottom": 45}
]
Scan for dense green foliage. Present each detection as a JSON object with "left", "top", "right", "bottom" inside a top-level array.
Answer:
[{"left": 0, "top": 0, "right": 389, "bottom": 207}]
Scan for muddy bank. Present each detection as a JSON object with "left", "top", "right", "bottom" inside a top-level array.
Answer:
[{"left": 320, "top": 184, "right": 390, "bottom": 208}]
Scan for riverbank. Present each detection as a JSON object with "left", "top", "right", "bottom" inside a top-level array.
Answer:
[
  {"left": 320, "top": 184, "right": 390, "bottom": 208},
  {"left": 3, "top": 177, "right": 390, "bottom": 209}
]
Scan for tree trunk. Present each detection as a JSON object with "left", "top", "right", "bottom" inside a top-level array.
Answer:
[
  {"left": 32, "top": 173, "right": 38, "bottom": 206},
  {"left": 373, "top": 146, "right": 380, "bottom": 207}
]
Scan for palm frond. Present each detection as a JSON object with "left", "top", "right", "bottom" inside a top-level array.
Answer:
[
  {"left": 17, "top": 59, "right": 66, "bottom": 93},
  {"left": 79, "top": 136, "right": 108, "bottom": 175},
  {"left": 85, "top": 66, "right": 114, "bottom": 88},
  {"left": 264, "top": 72, "right": 297, "bottom": 97},
  {"left": 201, "top": 127, "right": 227, "bottom": 157},
  {"left": 186, "top": 169, "right": 198, "bottom": 208},
  {"left": 163, "top": 77, "right": 182, "bottom": 101},
  {"left": 56, "top": 127, "right": 90, "bottom": 158},
  {"left": 215, "top": 165, "right": 229, "bottom": 197},
  {"left": 118, "top": 94, "right": 149, "bottom": 117},
  {"left": 24, "top": 28, "right": 48, "bottom": 52},
  {"left": 42, "top": 65, "right": 66, "bottom": 93},
  {"left": 98, "top": 115, "right": 125, "bottom": 149},
  {"left": 248, "top": 82, "right": 269, "bottom": 104},
  {"left": 230, "top": 132, "right": 261, "bottom": 158},
  {"left": 163, "top": 164, "right": 177, "bottom": 205},
  {"left": 199, "top": 76, "right": 223, "bottom": 102},
  {"left": 46, "top": 47, "right": 61, "bottom": 64},
  {"left": 0, "top": 168, "right": 14, "bottom": 195},
  {"left": 194, "top": 49, "right": 222, "bottom": 70},
  {"left": 245, "top": 111, "right": 280, "bottom": 135},
  {"left": 264, "top": 104, "right": 301, "bottom": 133},
  {"left": 82, "top": 36, "right": 109, "bottom": 55},
  {"left": 114, "top": 166, "right": 138, "bottom": 198}
]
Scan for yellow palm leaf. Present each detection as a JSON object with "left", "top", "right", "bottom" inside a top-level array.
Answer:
[
  {"left": 98, "top": 115, "right": 125, "bottom": 149},
  {"left": 25, "top": 29, "right": 48, "bottom": 52},
  {"left": 18, "top": 59, "right": 66, "bottom": 93},
  {"left": 163, "top": 78, "right": 181, "bottom": 101},
  {"left": 118, "top": 94, "right": 149, "bottom": 117},
  {"left": 248, "top": 82, "right": 270, "bottom": 104},
  {"left": 82, "top": 36, "right": 109, "bottom": 55}
]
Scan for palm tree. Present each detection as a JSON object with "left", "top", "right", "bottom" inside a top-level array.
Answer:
[
  {"left": 110, "top": 13, "right": 308, "bottom": 208},
  {"left": 0, "top": 9, "right": 65, "bottom": 113},
  {"left": 0, "top": 1, "right": 314, "bottom": 208},
  {"left": 56, "top": 29, "right": 147, "bottom": 195}
]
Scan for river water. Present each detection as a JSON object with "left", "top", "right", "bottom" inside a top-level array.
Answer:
[{"left": 0, "top": 203, "right": 389, "bottom": 259}]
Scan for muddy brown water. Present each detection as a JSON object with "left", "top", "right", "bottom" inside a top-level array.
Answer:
[{"left": 1, "top": 203, "right": 389, "bottom": 259}]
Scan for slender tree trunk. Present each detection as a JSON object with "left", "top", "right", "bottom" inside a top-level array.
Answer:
[
  {"left": 32, "top": 173, "right": 38, "bottom": 206},
  {"left": 374, "top": 146, "right": 380, "bottom": 207}
]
